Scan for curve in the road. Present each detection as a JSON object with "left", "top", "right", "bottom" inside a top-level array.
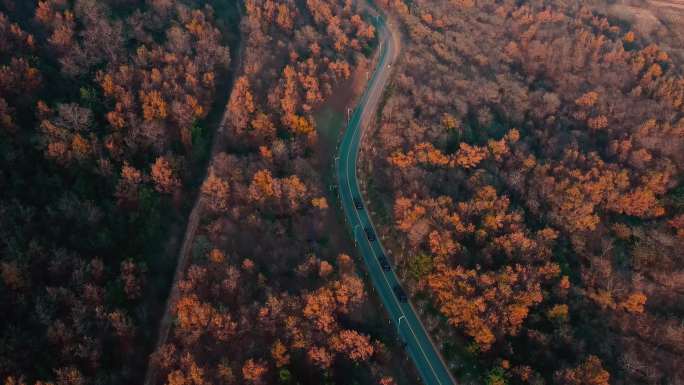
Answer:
[{"left": 335, "top": 11, "right": 457, "bottom": 385}]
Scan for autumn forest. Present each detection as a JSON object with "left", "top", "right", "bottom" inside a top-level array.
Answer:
[{"left": 1, "top": 0, "right": 682, "bottom": 384}]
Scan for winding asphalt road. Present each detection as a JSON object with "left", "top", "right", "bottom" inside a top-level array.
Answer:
[{"left": 335, "top": 12, "right": 457, "bottom": 385}]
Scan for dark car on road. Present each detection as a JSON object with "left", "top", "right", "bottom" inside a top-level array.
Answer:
[
  {"left": 365, "top": 227, "right": 376, "bottom": 241},
  {"left": 378, "top": 255, "right": 391, "bottom": 271},
  {"left": 354, "top": 197, "right": 363, "bottom": 210},
  {"left": 393, "top": 285, "right": 408, "bottom": 302}
]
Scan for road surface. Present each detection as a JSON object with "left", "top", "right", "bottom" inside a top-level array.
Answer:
[{"left": 335, "top": 12, "right": 457, "bottom": 385}]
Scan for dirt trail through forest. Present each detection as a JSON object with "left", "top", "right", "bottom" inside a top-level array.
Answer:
[{"left": 142, "top": 6, "right": 244, "bottom": 385}]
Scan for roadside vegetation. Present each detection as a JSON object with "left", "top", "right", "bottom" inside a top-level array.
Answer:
[
  {"left": 0, "top": 0, "right": 238, "bottom": 383},
  {"left": 147, "top": 1, "right": 413, "bottom": 385},
  {"left": 363, "top": 0, "right": 684, "bottom": 384}
]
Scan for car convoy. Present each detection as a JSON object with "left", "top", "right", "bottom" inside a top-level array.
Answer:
[{"left": 354, "top": 196, "right": 408, "bottom": 301}]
